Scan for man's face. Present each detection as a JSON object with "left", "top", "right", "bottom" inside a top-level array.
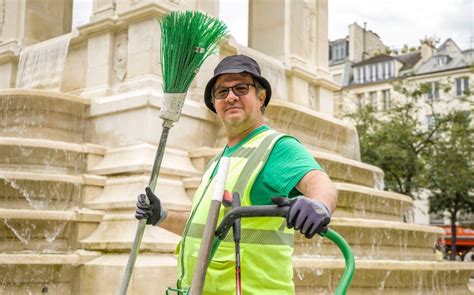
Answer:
[{"left": 212, "top": 73, "right": 265, "bottom": 129}]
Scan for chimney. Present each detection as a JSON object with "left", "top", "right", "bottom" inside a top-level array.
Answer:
[{"left": 420, "top": 41, "right": 435, "bottom": 63}]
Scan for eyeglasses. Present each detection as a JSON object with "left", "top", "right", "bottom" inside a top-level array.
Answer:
[{"left": 212, "top": 83, "right": 255, "bottom": 100}]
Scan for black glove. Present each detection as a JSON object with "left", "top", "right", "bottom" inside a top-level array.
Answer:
[
  {"left": 135, "top": 187, "right": 168, "bottom": 225},
  {"left": 273, "top": 196, "right": 331, "bottom": 238}
]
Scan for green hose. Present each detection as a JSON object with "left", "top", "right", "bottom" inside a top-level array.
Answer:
[{"left": 323, "top": 229, "right": 355, "bottom": 295}]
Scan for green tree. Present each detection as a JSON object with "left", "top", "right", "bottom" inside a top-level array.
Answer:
[
  {"left": 424, "top": 110, "right": 474, "bottom": 260},
  {"left": 344, "top": 78, "right": 473, "bottom": 260},
  {"left": 344, "top": 81, "right": 446, "bottom": 197}
]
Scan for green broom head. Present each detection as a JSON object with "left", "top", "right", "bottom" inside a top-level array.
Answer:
[{"left": 160, "top": 10, "right": 229, "bottom": 94}]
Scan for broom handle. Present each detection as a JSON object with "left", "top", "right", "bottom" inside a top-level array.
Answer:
[
  {"left": 119, "top": 119, "right": 174, "bottom": 295},
  {"left": 189, "top": 157, "right": 230, "bottom": 295}
]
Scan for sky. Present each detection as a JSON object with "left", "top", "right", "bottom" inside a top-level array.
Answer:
[{"left": 73, "top": 0, "right": 473, "bottom": 51}]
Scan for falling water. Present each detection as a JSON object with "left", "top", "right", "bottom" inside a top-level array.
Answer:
[
  {"left": 16, "top": 32, "right": 74, "bottom": 90},
  {"left": 4, "top": 218, "right": 33, "bottom": 244}
]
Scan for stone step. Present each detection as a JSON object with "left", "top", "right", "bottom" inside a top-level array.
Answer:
[
  {"left": 183, "top": 179, "right": 409, "bottom": 219},
  {"left": 88, "top": 144, "right": 200, "bottom": 177},
  {"left": 334, "top": 182, "right": 412, "bottom": 221},
  {"left": 0, "top": 89, "right": 89, "bottom": 143},
  {"left": 0, "top": 208, "right": 103, "bottom": 252},
  {"left": 80, "top": 212, "right": 181, "bottom": 252},
  {"left": 266, "top": 100, "right": 361, "bottom": 161},
  {"left": 182, "top": 179, "right": 411, "bottom": 221},
  {"left": 188, "top": 147, "right": 384, "bottom": 189},
  {"left": 0, "top": 137, "right": 105, "bottom": 175},
  {"left": 312, "top": 150, "right": 384, "bottom": 189},
  {"left": 77, "top": 253, "right": 179, "bottom": 294},
  {"left": 84, "top": 175, "right": 191, "bottom": 212},
  {"left": 0, "top": 250, "right": 100, "bottom": 265},
  {"left": 294, "top": 217, "right": 444, "bottom": 261},
  {"left": 293, "top": 258, "right": 474, "bottom": 294},
  {"left": 0, "top": 251, "right": 100, "bottom": 294},
  {"left": 0, "top": 171, "right": 105, "bottom": 209}
]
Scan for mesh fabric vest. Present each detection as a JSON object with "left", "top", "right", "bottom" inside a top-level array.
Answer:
[{"left": 175, "top": 129, "right": 295, "bottom": 295}]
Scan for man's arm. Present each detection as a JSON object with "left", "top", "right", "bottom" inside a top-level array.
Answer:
[
  {"left": 155, "top": 210, "right": 189, "bottom": 236},
  {"left": 135, "top": 187, "right": 189, "bottom": 236},
  {"left": 274, "top": 169, "right": 337, "bottom": 238},
  {"left": 295, "top": 169, "right": 337, "bottom": 213}
]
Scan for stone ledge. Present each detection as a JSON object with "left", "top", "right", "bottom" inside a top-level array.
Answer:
[
  {"left": 0, "top": 208, "right": 104, "bottom": 222},
  {"left": 0, "top": 250, "right": 101, "bottom": 265},
  {"left": 187, "top": 146, "right": 384, "bottom": 189},
  {"left": 0, "top": 137, "right": 105, "bottom": 155},
  {"left": 80, "top": 217, "right": 180, "bottom": 252},
  {"left": 335, "top": 182, "right": 412, "bottom": 220},
  {"left": 0, "top": 89, "right": 90, "bottom": 105},
  {"left": 89, "top": 144, "right": 200, "bottom": 177},
  {"left": 0, "top": 170, "right": 106, "bottom": 186},
  {"left": 293, "top": 258, "right": 474, "bottom": 290},
  {"left": 85, "top": 175, "right": 191, "bottom": 211}
]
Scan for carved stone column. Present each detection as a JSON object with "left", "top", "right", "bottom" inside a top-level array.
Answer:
[{"left": 248, "top": 0, "right": 338, "bottom": 115}]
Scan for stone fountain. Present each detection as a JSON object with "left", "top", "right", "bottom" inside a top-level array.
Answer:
[{"left": 0, "top": 0, "right": 472, "bottom": 294}]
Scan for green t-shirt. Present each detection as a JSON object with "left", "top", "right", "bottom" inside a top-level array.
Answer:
[{"left": 220, "top": 125, "right": 323, "bottom": 205}]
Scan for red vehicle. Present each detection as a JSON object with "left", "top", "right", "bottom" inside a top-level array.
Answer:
[{"left": 440, "top": 225, "right": 474, "bottom": 260}]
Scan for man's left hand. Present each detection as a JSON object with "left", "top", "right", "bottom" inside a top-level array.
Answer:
[{"left": 274, "top": 196, "right": 331, "bottom": 238}]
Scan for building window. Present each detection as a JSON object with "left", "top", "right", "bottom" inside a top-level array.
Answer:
[
  {"left": 330, "top": 42, "right": 348, "bottom": 62},
  {"left": 455, "top": 77, "right": 470, "bottom": 96},
  {"left": 436, "top": 56, "right": 449, "bottom": 66},
  {"left": 364, "top": 65, "right": 371, "bottom": 82},
  {"left": 356, "top": 93, "right": 365, "bottom": 109},
  {"left": 388, "top": 61, "right": 394, "bottom": 78},
  {"left": 384, "top": 62, "right": 389, "bottom": 79},
  {"left": 369, "top": 91, "right": 378, "bottom": 110},
  {"left": 377, "top": 63, "right": 384, "bottom": 80},
  {"left": 426, "top": 115, "right": 435, "bottom": 130},
  {"left": 426, "top": 82, "right": 440, "bottom": 101},
  {"left": 382, "top": 89, "right": 391, "bottom": 110}
]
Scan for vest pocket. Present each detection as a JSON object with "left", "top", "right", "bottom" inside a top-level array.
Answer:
[{"left": 202, "top": 244, "right": 243, "bottom": 294}]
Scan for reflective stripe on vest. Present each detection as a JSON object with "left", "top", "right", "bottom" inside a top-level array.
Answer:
[{"left": 176, "top": 129, "right": 296, "bottom": 294}]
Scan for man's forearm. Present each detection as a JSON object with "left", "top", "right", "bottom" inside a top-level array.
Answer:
[
  {"left": 156, "top": 210, "right": 190, "bottom": 236},
  {"left": 296, "top": 170, "right": 338, "bottom": 213}
]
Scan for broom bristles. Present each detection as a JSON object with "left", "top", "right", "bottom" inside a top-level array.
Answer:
[{"left": 160, "top": 11, "right": 228, "bottom": 93}]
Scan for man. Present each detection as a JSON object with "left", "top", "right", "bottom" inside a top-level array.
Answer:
[{"left": 136, "top": 55, "right": 337, "bottom": 294}]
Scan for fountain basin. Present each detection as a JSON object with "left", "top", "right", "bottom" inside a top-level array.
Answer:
[
  {"left": 0, "top": 251, "right": 100, "bottom": 295},
  {"left": 0, "top": 171, "right": 104, "bottom": 209},
  {"left": 293, "top": 258, "right": 474, "bottom": 294},
  {"left": 0, "top": 137, "right": 105, "bottom": 175},
  {"left": 294, "top": 218, "right": 443, "bottom": 261},
  {"left": 0, "top": 208, "right": 103, "bottom": 253},
  {"left": 0, "top": 89, "right": 89, "bottom": 143},
  {"left": 334, "top": 183, "right": 412, "bottom": 221}
]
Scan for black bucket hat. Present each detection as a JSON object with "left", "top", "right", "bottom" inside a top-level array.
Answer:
[{"left": 204, "top": 55, "right": 272, "bottom": 113}]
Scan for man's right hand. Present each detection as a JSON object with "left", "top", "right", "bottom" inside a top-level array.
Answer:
[{"left": 135, "top": 187, "right": 168, "bottom": 225}]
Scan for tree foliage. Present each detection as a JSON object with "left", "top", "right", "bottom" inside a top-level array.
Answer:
[
  {"left": 424, "top": 110, "right": 474, "bottom": 259},
  {"left": 344, "top": 78, "right": 474, "bottom": 260},
  {"left": 345, "top": 81, "right": 446, "bottom": 197}
]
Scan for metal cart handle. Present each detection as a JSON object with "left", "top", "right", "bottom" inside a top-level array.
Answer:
[{"left": 215, "top": 205, "right": 355, "bottom": 295}]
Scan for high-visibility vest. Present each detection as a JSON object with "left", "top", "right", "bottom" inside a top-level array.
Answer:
[{"left": 176, "top": 129, "right": 295, "bottom": 295}]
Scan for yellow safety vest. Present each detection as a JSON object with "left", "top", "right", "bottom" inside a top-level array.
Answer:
[{"left": 175, "top": 129, "right": 295, "bottom": 294}]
